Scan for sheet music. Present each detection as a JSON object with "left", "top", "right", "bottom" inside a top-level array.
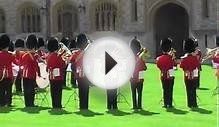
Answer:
[
  {"left": 193, "top": 68, "right": 199, "bottom": 77},
  {"left": 138, "top": 71, "right": 145, "bottom": 79},
  {"left": 169, "top": 69, "right": 174, "bottom": 77},
  {"left": 53, "top": 68, "right": 60, "bottom": 77}
]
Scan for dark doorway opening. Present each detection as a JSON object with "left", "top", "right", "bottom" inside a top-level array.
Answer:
[{"left": 154, "top": 3, "right": 189, "bottom": 57}]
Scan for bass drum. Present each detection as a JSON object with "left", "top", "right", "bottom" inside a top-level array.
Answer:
[{"left": 36, "top": 63, "right": 49, "bottom": 89}]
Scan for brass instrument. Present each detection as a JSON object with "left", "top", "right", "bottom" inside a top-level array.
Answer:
[
  {"left": 137, "top": 47, "right": 150, "bottom": 61},
  {"left": 168, "top": 48, "right": 176, "bottom": 60},
  {"left": 57, "top": 42, "right": 72, "bottom": 63},
  {"left": 202, "top": 47, "right": 219, "bottom": 63}
]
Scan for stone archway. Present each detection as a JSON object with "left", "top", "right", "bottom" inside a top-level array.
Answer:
[{"left": 154, "top": 3, "right": 189, "bottom": 57}]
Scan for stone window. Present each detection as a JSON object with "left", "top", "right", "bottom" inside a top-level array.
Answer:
[
  {"left": 131, "top": 0, "right": 138, "bottom": 22},
  {"left": 0, "top": 9, "right": 5, "bottom": 33},
  {"left": 95, "top": 2, "right": 117, "bottom": 31},
  {"left": 21, "top": 6, "right": 41, "bottom": 33}
]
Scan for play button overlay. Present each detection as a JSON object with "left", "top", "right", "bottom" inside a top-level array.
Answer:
[
  {"left": 83, "top": 37, "right": 135, "bottom": 89},
  {"left": 105, "top": 52, "right": 117, "bottom": 75}
]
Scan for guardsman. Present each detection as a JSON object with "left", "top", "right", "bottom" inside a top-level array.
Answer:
[
  {"left": 130, "top": 37, "right": 147, "bottom": 110},
  {"left": 0, "top": 34, "right": 15, "bottom": 107},
  {"left": 69, "top": 39, "right": 77, "bottom": 88},
  {"left": 14, "top": 39, "right": 25, "bottom": 94},
  {"left": 180, "top": 38, "right": 200, "bottom": 109},
  {"left": 212, "top": 37, "right": 219, "bottom": 95},
  {"left": 156, "top": 38, "right": 175, "bottom": 108},
  {"left": 46, "top": 37, "right": 66, "bottom": 109},
  {"left": 21, "top": 34, "right": 40, "bottom": 107},
  {"left": 194, "top": 39, "right": 202, "bottom": 89},
  {"left": 60, "top": 37, "right": 69, "bottom": 88},
  {"left": 70, "top": 34, "right": 90, "bottom": 110},
  {"left": 37, "top": 37, "right": 47, "bottom": 63}
]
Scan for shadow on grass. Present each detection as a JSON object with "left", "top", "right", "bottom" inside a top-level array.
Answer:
[
  {"left": 75, "top": 110, "right": 104, "bottom": 117},
  {"left": 106, "top": 110, "right": 131, "bottom": 116},
  {"left": 166, "top": 108, "right": 188, "bottom": 115},
  {"left": 190, "top": 107, "right": 213, "bottom": 114},
  {"left": 18, "top": 106, "right": 50, "bottom": 114},
  {"left": 48, "top": 108, "right": 72, "bottom": 115},
  {"left": 0, "top": 106, "right": 18, "bottom": 113},
  {"left": 132, "top": 109, "right": 160, "bottom": 116},
  {"left": 197, "top": 87, "right": 210, "bottom": 90}
]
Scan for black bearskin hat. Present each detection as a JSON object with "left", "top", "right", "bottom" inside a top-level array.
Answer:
[
  {"left": 37, "top": 37, "right": 45, "bottom": 48},
  {"left": 130, "top": 37, "right": 141, "bottom": 55},
  {"left": 8, "top": 41, "right": 14, "bottom": 52},
  {"left": 69, "top": 39, "right": 76, "bottom": 49},
  {"left": 160, "top": 38, "right": 172, "bottom": 53},
  {"left": 15, "top": 39, "right": 25, "bottom": 48},
  {"left": 0, "top": 34, "right": 10, "bottom": 50},
  {"left": 76, "top": 33, "right": 88, "bottom": 49},
  {"left": 60, "top": 37, "right": 69, "bottom": 47},
  {"left": 26, "top": 34, "right": 37, "bottom": 49},
  {"left": 184, "top": 38, "right": 195, "bottom": 53},
  {"left": 47, "top": 37, "right": 59, "bottom": 52}
]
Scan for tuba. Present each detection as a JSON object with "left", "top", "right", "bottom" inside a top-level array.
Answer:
[{"left": 57, "top": 42, "right": 72, "bottom": 62}]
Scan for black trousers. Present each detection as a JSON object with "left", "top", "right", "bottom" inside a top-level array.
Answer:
[
  {"left": 130, "top": 81, "right": 143, "bottom": 109},
  {"left": 0, "top": 78, "right": 13, "bottom": 106},
  {"left": 185, "top": 80, "right": 197, "bottom": 108},
  {"left": 195, "top": 74, "right": 200, "bottom": 89},
  {"left": 50, "top": 80, "right": 63, "bottom": 108},
  {"left": 23, "top": 78, "right": 36, "bottom": 107},
  {"left": 161, "top": 79, "right": 174, "bottom": 107},
  {"left": 78, "top": 79, "right": 89, "bottom": 110},
  {"left": 71, "top": 72, "right": 77, "bottom": 88},
  {"left": 15, "top": 72, "right": 22, "bottom": 93},
  {"left": 63, "top": 68, "right": 67, "bottom": 87},
  {"left": 106, "top": 89, "right": 117, "bottom": 109}
]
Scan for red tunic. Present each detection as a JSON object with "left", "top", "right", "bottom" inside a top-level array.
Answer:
[
  {"left": 180, "top": 54, "right": 200, "bottom": 80},
  {"left": 13, "top": 51, "right": 25, "bottom": 70},
  {"left": 37, "top": 49, "right": 47, "bottom": 63},
  {"left": 0, "top": 51, "right": 15, "bottom": 80},
  {"left": 156, "top": 54, "right": 175, "bottom": 80},
  {"left": 213, "top": 54, "right": 219, "bottom": 64},
  {"left": 195, "top": 49, "right": 202, "bottom": 61},
  {"left": 21, "top": 52, "right": 40, "bottom": 80},
  {"left": 46, "top": 52, "right": 66, "bottom": 81},
  {"left": 130, "top": 56, "right": 146, "bottom": 83},
  {"left": 70, "top": 49, "right": 84, "bottom": 80},
  {"left": 195, "top": 49, "right": 202, "bottom": 70}
]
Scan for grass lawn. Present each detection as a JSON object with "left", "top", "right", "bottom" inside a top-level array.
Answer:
[{"left": 0, "top": 63, "right": 218, "bottom": 127}]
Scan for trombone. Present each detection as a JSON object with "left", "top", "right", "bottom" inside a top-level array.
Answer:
[
  {"left": 202, "top": 47, "right": 219, "bottom": 63},
  {"left": 137, "top": 47, "right": 150, "bottom": 61}
]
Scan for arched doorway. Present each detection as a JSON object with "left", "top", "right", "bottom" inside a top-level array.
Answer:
[
  {"left": 154, "top": 3, "right": 189, "bottom": 57},
  {"left": 53, "top": 2, "right": 78, "bottom": 38}
]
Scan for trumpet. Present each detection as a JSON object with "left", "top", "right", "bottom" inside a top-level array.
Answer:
[{"left": 202, "top": 47, "right": 219, "bottom": 63}]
